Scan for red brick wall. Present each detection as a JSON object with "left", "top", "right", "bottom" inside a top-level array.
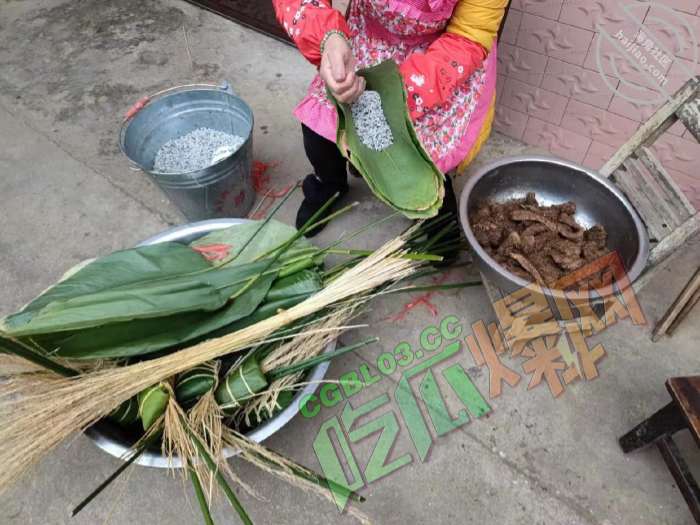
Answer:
[{"left": 495, "top": 0, "right": 700, "bottom": 209}]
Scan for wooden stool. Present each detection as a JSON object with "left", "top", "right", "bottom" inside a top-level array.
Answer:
[{"left": 619, "top": 377, "right": 700, "bottom": 524}]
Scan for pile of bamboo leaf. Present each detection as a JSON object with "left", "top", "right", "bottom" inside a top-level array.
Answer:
[{"left": 0, "top": 191, "right": 477, "bottom": 524}]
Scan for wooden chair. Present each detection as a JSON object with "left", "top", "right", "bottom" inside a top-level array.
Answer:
[
  {"left": 599, "top": 78, "right": 700, "bottom": 293},
  {"left": 619, "top": 377, "right": 700, "bottom": 524}
]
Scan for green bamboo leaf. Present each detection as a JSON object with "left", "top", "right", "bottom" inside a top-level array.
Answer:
[
  {"left": 191, "top": 219, "right": 311, "bottom": 267},
  {"left": 2, "top": 243, "right": 210, "bottom": 331},
  {"left": 210, "top": 292, "right": 313, "bottom": 340},
  {"left": 185, "top": 421, "right": 253, "bottom": 525},
  {"left": 176, "top": 363, "right": 218, "bottom": 405},
  {"left": 264, "top": 270, "right": 322, "bottom": 302},
  {"left": 329, "top": 59, "right": 444, "bottom": 218},
  {"left": 7, "top": 260, "right": 275, "bottom": 338},
  {"left": 19, "top": 281, "right": 225, "bottom": 335},
  {"left": 71, "top": 430, "right": 162, "bottom": 517},
  {"left": 138, "top": 383, "right": 170, "bottom": 431},
  {"left": 190, "top": 467, "right": 216, "bottom": 525},
  {"left": 43, "top": 273, "right": 277, "bottom": 360},
  {"left": 0, "top": 333, "right": 77, "bottom": 376}
]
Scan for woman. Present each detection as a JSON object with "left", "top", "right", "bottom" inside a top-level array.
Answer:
[{"left": 273, "top": 0, "right": 506, "bottom": 237}]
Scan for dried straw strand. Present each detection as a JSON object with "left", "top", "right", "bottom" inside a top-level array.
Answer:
[{"left": 224, "top": 429, "right": 371, "bottom": 524}]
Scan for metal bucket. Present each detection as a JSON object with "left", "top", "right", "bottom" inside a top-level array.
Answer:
[
  {"left": 119, "top": 83, "right": 255, "bottom": 221},
  {"left": 85, "top": 219, "right": 333, "bottom": 468}
]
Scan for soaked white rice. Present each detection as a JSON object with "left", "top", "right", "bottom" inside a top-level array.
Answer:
[
  {"left": 351, "top": 90, "right": 394, "bottom": 152},
  {"left": 153, "top": 127, "right": 245, "bottom": 173}
]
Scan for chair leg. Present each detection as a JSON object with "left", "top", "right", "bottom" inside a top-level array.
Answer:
[
  {"left": 657, "top": 435, "right": 700, "bottom": 524},
  {"left": 619, "top": 401, "right": 687, "bottom": 453},
  {"left": 652, "top": 267, "right": 700, "bottom": 341}
]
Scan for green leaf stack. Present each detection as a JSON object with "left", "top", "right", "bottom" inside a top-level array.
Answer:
[
  {"left": 329, "top": 59, "right": 445, "bottom": 219},
  {"left": 0, "top": 220, "right": 321, "bottom": 361}
]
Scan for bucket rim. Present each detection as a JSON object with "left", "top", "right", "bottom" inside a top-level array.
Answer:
[{"left": 118, "top": 84, "right": 254, "bottom": 176}]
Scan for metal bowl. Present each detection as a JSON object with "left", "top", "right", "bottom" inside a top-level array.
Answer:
[
  {"left": 458, "top": 156, "right": 649, "bottom": 305},
  {"left": 85, "top": 219, "right": 332, "bottom": 468}
]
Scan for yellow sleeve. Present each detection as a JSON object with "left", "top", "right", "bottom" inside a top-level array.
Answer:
[{"left": 446, "top": 0, "right": 509, "bottom": 52}]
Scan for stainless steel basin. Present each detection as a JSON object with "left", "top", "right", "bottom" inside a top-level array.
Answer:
[
  {"left": 85, "top": 219, "right": 332, "bottom": 468},
  {"left": 458, "top": 156, "right": 649, "bottom": 305}
]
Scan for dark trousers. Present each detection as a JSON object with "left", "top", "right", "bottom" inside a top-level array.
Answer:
[{"left": 302, "top": 124, "right": 348, "bottom": 203}]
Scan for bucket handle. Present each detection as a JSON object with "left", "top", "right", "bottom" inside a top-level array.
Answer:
[{"left": 118, "top": 81, "right": 237, "bottom": 165}]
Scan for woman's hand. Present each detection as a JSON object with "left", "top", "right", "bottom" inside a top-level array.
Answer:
[{"left": 320, "top": 33, "right": 365, "bottom": 104}]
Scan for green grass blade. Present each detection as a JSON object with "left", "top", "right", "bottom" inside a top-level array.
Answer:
[
  {"left": 230, "top": 193, "right": 341, "bottom": 303},
  {"left": 250, "top": 199, "right": 358, "bottom": 266},
  {"left": 268, "top": 337, "right": 378, "bottom": 381},
  {"left": 190, "top": 468, "right": 216, "bottom": 525},
  {"left": 422, "top": 221, "right": 458, "bottom": 251},
  {"left": 222, "top": 182, "right": 300, "bottom": 268},
  {"left": 237, "top": 440, "right": 365, "bottom": 504},
  {"left": 300, "top": 201, "right": 358, "bottom": 233},
  {"left": 186, "top": 422, "right": 253, "bottom": 525},
  {"left": 319, "top": 212, "right": 398, "bottom": 254},
  {"left": 0, "top": 334, "right": 77, "bottom": 377},
  {"left": 325, "top": 248, "right": 441, "bottom": 262},
  {"left": 380, "top": 280, "right": 483, "bottom": 296},
  {"left": 71, "top": 430, "right": 161, "bottom": 516}
]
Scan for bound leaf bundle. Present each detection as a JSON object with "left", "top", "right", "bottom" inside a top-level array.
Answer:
[{"left": 329, "top": 59, "right": 445, "bottom": 219}]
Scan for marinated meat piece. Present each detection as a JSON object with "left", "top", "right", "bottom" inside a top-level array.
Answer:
[
  {"left": 557, "top": 223, "right": 585, "bottom": 241},
  {"left": 509, "top": 253, "right": 547, "bottom": 287},
  {"left": 502, "top": 259, "right": 532, "bottom": 280},
  {"left": 470, "top": 193, "right": 611, "bottom": 289},
  {"left": 510, "top": 209, "right": 558, "bottom": 231},
  {"left": 558, "top": 202, "right": 576, "bottom": 215},
  {"left": 558, "top": 213, "right": 582, "bottom": 232},
  {"left": 473, "top": 219, "right": 503, "bottom": 247},
  {"left": 473, "top": 203, "right": 491, "bottom": 221},
  {"left": 521, "top": 234, "right": 536, "bottom": 254},
  {"left": 552, "top": 238, "right": 581, "bottom": 258},
  {"left": 522, "top": 223, "right": 550, "bottom": 237},
  {"left": 582, "top": 241, "right": 609, "bottom": 262},
  {"left": 529, "top": 251, "right": 564, "bottom": 285},
  {"left": 533, "top": 230, "right": 558, "bottom": 252},
  {"left": 522, "top": 203, "right": 559, "bottom": 222},
  {"left": 497, "top": 231, "right": 522, "bottom": 256},
  {"left": 521, "top": 223, "right": 550, "bottom": 254},
  {"left": 524, "top": 192, "right": 538, "bottom": 206},
  {"left": 550, "top": 251, "right": 584, "bottom": 272},
  {"left": 584, "top": 224, "right": 607, "bottom": 245}
]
